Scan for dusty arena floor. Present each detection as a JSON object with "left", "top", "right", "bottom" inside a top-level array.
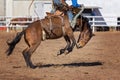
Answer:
[{"left": 0, "top": 31, "right": 120, "bottom": 80}]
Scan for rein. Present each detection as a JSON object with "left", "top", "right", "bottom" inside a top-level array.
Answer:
[
  {"left": 57, "top": 15, "right": 65, "bottom": 35},
  {"left": 49, "top": 18, "right": 53, "bottom": 31}
]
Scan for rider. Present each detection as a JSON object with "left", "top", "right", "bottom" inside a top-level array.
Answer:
[
  {"left": 51, "top": 0, "right": 84, "bottom": 29},
  {"left": 51, "top": 0, "right": 63, "bottom": 13}
]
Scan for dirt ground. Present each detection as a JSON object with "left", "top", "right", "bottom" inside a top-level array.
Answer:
[{"left": 0, "top": 31, "right": 120, "bottom": 80}]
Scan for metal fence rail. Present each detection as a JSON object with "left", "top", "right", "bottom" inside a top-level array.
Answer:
[
  {"left": 0, "top": 16, "right": 38, "bottom": 32},
  {"left": 0, "top": 16, "right": 120, "bottom": 32}
]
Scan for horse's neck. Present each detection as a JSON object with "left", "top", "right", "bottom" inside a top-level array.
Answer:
[{"left": 81, "top": 19, "right": 91, "bottom": 32}]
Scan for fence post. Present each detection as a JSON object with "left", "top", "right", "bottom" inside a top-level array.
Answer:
[
  {"left": 92, "top": 16, "right": 95, "bottom": 33},
  {"left": 6, "top": 16, "right": 10, "bottom": 32}
]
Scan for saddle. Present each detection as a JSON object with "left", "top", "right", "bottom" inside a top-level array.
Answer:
[{"left": 46, "top": 10, "right": 64, "bottom": 17}]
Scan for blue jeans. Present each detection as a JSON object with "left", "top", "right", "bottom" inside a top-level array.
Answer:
[
  {"left": 53, "top": 0, "right": 61, "bottom": 5},
  {"left": 67, "top": 10, "right": 73, "bottom": 22}
]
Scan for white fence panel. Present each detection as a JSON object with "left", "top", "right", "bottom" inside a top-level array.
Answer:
[{"left": 0, "top": 16, "right": 120, "bottom": 32}]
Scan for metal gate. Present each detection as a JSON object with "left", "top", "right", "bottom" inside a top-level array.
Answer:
[{"left": 34, "top": 2, "right": 52, "bottom": 19}]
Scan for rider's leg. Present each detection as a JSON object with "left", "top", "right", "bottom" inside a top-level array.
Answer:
[
  {"left": 67, "top": 10, "right": 73, "bottom": 23},
  {"left": 71, "top": 4, "right": 85, "bottom": 29}
]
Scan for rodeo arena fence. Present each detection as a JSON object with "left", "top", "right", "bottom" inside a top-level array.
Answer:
[{"left": 0, "top": 16, "right": 120, "bottom": 33}]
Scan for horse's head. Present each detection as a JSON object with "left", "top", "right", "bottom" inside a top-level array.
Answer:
[{"left": 76, "top": 16, "right": 93, "bottom": 48}]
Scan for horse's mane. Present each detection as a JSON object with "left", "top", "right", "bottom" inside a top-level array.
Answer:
[
  {"left": 78, "top": 15, "right": 89, "bottom": 22},
  {"left": 77, "top": 15, "right": 91, "bottom": 32}
]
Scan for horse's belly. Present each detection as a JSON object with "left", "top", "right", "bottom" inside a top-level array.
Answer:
[
  {"left": 45, "top": 27, "right": 63, "bottom": 39},
  {"left": 46, "top": 33, "right": 63, "bottom": 39}
]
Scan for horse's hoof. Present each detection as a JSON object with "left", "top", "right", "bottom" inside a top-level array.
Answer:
[
  {"left": 57, "top": 49, "right": 65, "bottom": 56},
  {"left": 64, "top": 50, "right": 69, "bottom": 55},
  {"left": 29, "top": 65, "right": 37, "bottom": 69},
  {"left": 57, "top": 54, "right": 60, "bottom": 56},
  {"left": 57, "top": 51, "right": 62, "bottom": 56}
]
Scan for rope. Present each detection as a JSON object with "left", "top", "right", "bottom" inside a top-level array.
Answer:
[
  {"left": 57, "top": 16, "right": 65, "bottom": 35},
  {"left": 28, "top": 0, "right": 34, "bottom": 16}
]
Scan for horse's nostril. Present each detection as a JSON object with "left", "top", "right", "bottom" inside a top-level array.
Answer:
[{"left": 76, "top": 43, "right": 83, "bottom": 48}]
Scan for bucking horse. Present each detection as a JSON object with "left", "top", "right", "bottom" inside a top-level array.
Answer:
[{"left": 6, "top": 3, "right": 92, "bottom": 68}]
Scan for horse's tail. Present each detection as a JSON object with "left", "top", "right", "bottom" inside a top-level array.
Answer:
[{"left": 6, "top": 30, "right": 25, "bottom": 56}]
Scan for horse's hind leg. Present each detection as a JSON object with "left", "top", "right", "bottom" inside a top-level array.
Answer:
[{"left": 22, "top": 43, "right": 40, "bottom": 69}]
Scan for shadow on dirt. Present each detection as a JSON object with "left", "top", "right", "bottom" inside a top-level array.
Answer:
[{"left": 37, "top": 62, "right": 103, "bottom": 68}]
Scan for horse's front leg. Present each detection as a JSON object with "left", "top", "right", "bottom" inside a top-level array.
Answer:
[
  {"left": 66, "top": 37, "right": 76, "bottom": 54},
  {"left": 57, "top": 36, "right": 71, "bottom": 56},
  {"left": 65, "top": 33, "right": 78, "bottom": 55}
]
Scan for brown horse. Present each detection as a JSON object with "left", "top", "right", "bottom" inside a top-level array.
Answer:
[
  {"left": 6, "top": 4, "right": 92, "bottom": 68},
  {"left": 8, "top": 17, "right": 33, "bottom": 32},
  {"left": 6, "top": 10, "right": 80, "bottom": 69}
]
